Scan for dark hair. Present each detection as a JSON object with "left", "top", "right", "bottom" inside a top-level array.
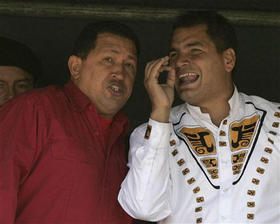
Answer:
[
  {"left": 172, "top": 11, "right": 237, "bottom": 53},
  {"left": 72, "top": 21, "right": 140, "bottom": 59},
  {"left": 0, "top": 36, "right": 42, "bottom": 83}
]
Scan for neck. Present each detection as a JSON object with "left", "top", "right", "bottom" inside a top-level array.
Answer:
[
  {"left": 199, "top": 87, "right": 234, "bottom": 127},
  {"left": 200, "top": 101, "right": 230, "bottom": 127}
]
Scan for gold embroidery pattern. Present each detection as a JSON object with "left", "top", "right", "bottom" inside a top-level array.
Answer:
[
  {"left": 172, "top": 146, "right": 205, "bottom": 220},
  {"left": 193, "top": 186, "right": 200, "bottom": 194},
  {"left": 201, "top": 158, "right": 218, "bottom": 168},
  {"left": 207, "top": 168, "right": 218, "bottom": 175},
  {"left": 172, "top": 149, "right": 178, "bottom": 156},
  {"left": 232, "top": 163, "right": 243, "bottom": 175},
  {"left": 260, "top": 157, "right": 269, "bottom": 164},
  {"left": 230, "top": 115, "right": 259, "bottom": 152},
  {"left": 252, "top": 178, "right": 260, "bottom": 185},
  {"left": 180, "top": 127, "right": 216, "bottom": 156},
  {"left": 247, "top": 190, "right": 256, "bottom": 196},
  {"left": 211, "top": 174, "right": 219, "bottom": 179},
  {"left": 274, "top": 112, "right": 280, "bottom": 118},
  {"left": 272, "top": 122, "right": 279, "bottom": 128},
  {"left": 245, "top": 113, "right": 279, "bottom": 221},
  {"left": 196, "top": 197, "right": 204, "bottom": 203},
  {"left": 180, "top": 126, "right": 219, "bottom": 181},
  {"left": 256, "top": 167, "right": 265, "bottom": 174},
  {"left": 187, "top": 177, "right": 196, "bottom": 185},
  {"left": 219, "top": 141, "right": 227, "bottom": 147},
  {"left": 195, "top": 207, "right": 202, "bottom": 212},
  {"left": 201, "top": 158, "right": 219, "bottom": 178},
  {"left": 247, "top": 202, "right": 255, "bottom": 207},
  {"left": 177, "top": 159, "right": 185, "bottom": 166},
  {"left": 170, "top": 139, "right": 176, "bottom": 146},
  {"left": 269, "top": 131, "right": 277, "bottom": 135},
  {"left": 144, "top": 125, "right": 152, "bottom": 139},
  {"left": 247, "top": 213, "right": 254, "bottom": 220},
  {"left": 219, "top": 130, "right": 226, "bottom": 136},
  {"left": 268, "top": 138, "right": 274, "bottom": 144},
  {"left": 264, "top": 147, "right": 273, "bottom": 154},
  {"left": 182, "top": 168, "right": 190, "bottom": 175},
  {"left": 232, "top": 151, "right": 248, "bottom": 164},
  {"left": 232, "top": 164, "right": 243, "bottom": 171},
  {"left": 207, "top": 168, "right": 219, "bottom": 179}
]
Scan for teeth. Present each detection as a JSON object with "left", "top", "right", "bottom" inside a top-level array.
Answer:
[
  {"left": 111, "top": 85, "right": 120, "bottom": 92},
  {"left": 179, "top": 72, "right": 196, "bottom": 79}
]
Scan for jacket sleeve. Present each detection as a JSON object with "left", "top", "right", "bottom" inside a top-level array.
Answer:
[
  {"left": 0, "top": 97, "right": 39, "bottom": 223},
  {"left": 118, "top": 119, "right": 173, "bottom": 222}
]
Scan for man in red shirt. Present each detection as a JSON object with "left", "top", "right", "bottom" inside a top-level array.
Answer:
[{"left": 0, "top": 21, "right": 139, "bottom": 223}]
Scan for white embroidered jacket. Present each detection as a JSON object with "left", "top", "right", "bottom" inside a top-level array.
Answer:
[{"left": 118, "top": 89, "right": 280, "bottom": 223}]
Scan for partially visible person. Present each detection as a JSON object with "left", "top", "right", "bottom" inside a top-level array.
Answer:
[
  {"left": 119, "top": 11, "right": 280, "bottom": 223},
  {"left": 0, "top": 36, "right": 41, "bottom": 106},
  {"left": 0, "top": 21, "right": 139, "bottom": 223}
]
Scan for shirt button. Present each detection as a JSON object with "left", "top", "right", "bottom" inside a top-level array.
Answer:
[{"left": 223, "top": 189, "right": 229, "bottom": 193}]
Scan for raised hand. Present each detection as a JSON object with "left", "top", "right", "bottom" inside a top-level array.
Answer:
[{"left": 144, "top": 56, "right": 175, "bottom": 122}]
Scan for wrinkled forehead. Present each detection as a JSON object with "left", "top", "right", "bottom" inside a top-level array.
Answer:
[
  {"left": 95, "top": 33, "right": 138, "bottom": 60},
  {"left": 170, "top": 24, "right": 212, "bottom": 49}
]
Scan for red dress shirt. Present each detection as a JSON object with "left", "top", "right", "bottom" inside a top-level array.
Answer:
[{"left": 0, "top": 81, "right": 133, "bottom": 224}]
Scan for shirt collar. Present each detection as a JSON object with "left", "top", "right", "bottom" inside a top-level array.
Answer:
[
  {"left": 64, "top": 80, "right": 129, "bottom": 134},
  {"left": 64, "top": 80, "right": 91, "bottom": 112},
  {"left": 186, "top": 86, "right": 242, "bottom": 125}
]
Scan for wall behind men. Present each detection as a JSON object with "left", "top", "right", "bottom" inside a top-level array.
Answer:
[{"left": 0, "top": 15, "right": 279, "bottom": 129}]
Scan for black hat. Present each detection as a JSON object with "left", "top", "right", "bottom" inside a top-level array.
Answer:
[{"left": 0, "top": 36, "right": 41, "bottom": 81}]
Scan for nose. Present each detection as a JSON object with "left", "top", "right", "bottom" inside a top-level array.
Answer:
[
  {"left": 111, "top": 63, "right": 125, "bottom": 80},
  {"left": 175, "top": 53, "right": 191, "bottom": 68},
  {"left": 0, "top": 86, "right": 14, "bottom": 106},
  {"left": 7, "top": 86, "right": 15, "bottom": 99}
]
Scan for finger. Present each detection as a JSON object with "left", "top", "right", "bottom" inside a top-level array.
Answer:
[
  {"left": 148, "top": 56, "right": 169, "bottom": 80},
  {"left": 145, "top": 59, "right": 159, "bottom": 80},
  {"left": 158, "top": 65, "right": 171, "bottom": 73},
  {"left": 166, "top": 67, "right": 176, "bottom": 88}
]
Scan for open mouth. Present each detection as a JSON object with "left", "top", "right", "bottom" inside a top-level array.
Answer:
[
  {"left": 108, "top": 81, "right": 125, "bottom": 96},
  {"left": 110, "top": 84, "right": 121, "bottom": 93},
  {"left": 178, "top": 72, "right": 199, "bottom": 84}
]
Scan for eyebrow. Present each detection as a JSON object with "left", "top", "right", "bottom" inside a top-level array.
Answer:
[
  {"left": 185, "top": 41, "right": 204, "bottom": 47},
  {"left": 169, "top": 41, "right": 204, "bottom": 52},
  {"left": 14, "top": 79, "right": 33, "bottom": 84},
  {"left": 15, "top": 78, "right": 33, "bottom": 82},
  {"left": 104, "top": 49, "right": 137, "bottom": 62}
]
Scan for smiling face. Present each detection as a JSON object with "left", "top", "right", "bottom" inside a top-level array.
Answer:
[
  {"left": 69, "top": 32, "right": 137, "bottom": 118},
  {"left": 169, "top": 24, "right": 235, "bottom": 108}
]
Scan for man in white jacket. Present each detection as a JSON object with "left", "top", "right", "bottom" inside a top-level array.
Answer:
[{"left": 118, "top": 11, "right": 280, "bottom": 223}]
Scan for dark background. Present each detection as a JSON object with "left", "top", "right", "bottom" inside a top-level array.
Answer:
[{"left": 0, "top": 0, "right": 279, "bottom": 130}]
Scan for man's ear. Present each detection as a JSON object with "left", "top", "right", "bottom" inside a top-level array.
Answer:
[
  {"left": 68, "top": 55, "right": 82, "bottom": 80},
  {"left": 223, "top": 48, "right": 236, "bottom": 73}
]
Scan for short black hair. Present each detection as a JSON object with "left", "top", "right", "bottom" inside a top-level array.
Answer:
[
  {"left": 172, "top": 11, "right": 237, "bottom": 53},
  {"left": 72, "top": 21, "right": 140, "bottom": 59},
  {"left": 0, "top": 36, "right": 42, "bottom": 83}
]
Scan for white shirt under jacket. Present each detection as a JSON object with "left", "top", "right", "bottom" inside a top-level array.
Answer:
[{"left": 118, "top": 88, "right": 280, "bottom": 224}]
